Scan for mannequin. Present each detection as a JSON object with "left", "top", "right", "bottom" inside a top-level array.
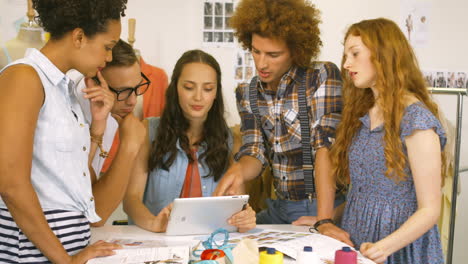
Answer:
[
  {"left": 0, "top": 0, "right": 45, "bottom": 68},
  {"left": 127, "top": 18, "right": 145, "bottom": 120}
]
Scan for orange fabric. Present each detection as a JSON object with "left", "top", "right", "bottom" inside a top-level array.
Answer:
[
  {"left": 180, "top": 150, "right": 202, "bottom": 198},
  {"left": 100, "top": 57, "right": 168, "bottom": 173},
  {"left": 140, "top": 57, "right": 168, "bottom": 117}
]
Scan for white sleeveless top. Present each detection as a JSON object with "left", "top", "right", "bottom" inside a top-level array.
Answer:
[{"left": 0, "top": 48, "right": 100, "bottom": 222}]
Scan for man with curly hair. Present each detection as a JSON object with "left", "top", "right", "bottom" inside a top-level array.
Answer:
[{"left": 214, "top": 0, "right": 351, "bottom": 245}]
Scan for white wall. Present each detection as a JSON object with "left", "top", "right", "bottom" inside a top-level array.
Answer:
[{"left": 1, "top": 0, "right": 467, "bottom": 262}]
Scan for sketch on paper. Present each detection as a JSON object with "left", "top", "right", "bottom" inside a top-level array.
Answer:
[{"left": 400, "top": 0, "right": 431, "bottom": 47}]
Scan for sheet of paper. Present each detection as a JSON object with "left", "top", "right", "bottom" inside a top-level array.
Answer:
[{"left": 87, "top": 239, "right": 191, "bottom": 264}]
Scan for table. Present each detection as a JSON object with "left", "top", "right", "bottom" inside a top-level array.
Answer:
[
  {"left": 91, "top": 225, "right": 375, "bottom": 264},
  {"left": 91, "top": 224, "right": 310, "bottom": 243}
]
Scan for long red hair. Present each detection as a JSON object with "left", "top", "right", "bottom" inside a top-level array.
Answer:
[{"left": 331, "top": 18, "right": 446, "bottom": 187}]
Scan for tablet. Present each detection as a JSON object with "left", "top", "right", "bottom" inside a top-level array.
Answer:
[{"left": 165, "top": 195, "right": 249, "bottom": 236}]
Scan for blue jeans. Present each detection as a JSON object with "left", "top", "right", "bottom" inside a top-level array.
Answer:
[{"left": 256, "top": 195, "right": 346, "bottom": 224}]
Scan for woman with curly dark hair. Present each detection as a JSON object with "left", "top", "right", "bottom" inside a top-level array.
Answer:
[
  {"left": 213, "top": 0, "right": 351, "bottom": 245},
  {"left": 0, "top": 0, "right": 131, "bottom": 263},
  {"left": 123, "top": 50, "right": 256, "bottom": 233}
]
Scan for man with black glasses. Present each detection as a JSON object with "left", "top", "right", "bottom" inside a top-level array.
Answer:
[{"left": 72, "top": 39, "right": 152, "bottom": 175}]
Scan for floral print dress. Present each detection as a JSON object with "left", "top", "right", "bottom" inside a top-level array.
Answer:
[{"left": 341, "top": 102, "right": 446, "bottom": 264}]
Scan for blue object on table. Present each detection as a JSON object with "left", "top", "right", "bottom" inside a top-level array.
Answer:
[{"left": 193, "top": 228, "right": 235, "bottom": 263}]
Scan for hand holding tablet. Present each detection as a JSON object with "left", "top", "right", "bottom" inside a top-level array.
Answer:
[{"left": 165, "top": 195, "right": 250, "bottom": 236}]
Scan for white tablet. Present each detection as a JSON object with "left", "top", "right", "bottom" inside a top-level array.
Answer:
[{"left": 165, "top": 195, "right": 250, "bottom": 236}]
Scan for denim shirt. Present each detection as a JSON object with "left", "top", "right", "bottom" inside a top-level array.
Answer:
[
  {"left": 0, "top": 48, "right": 100, "bottom": 222},
  {"left": 131, "top": 117, "right": 232, "bottom": 222}
]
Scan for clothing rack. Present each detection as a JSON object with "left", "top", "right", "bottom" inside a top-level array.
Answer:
[{"left": 428, "top": 87, "right": 467, "bottom": 264}]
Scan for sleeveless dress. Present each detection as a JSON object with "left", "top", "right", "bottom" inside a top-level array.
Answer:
[{"left": 341, "top": 102, "right": 446, "bottom": 264}]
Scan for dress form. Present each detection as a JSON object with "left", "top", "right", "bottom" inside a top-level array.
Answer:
[
  {"left": 128, "top": 18, "right": 144, "bottom": 120},
  {"left": 0, "top": 0, "right": 45, "bottom": 68}
]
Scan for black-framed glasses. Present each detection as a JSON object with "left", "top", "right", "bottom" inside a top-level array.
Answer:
[{"left": 109, "top": 72, "right": 151, "bottom": 101}]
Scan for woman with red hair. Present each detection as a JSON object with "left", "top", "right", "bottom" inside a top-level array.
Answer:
[{"left": 333, "top": 18, "right": 446, "bottom": 263}]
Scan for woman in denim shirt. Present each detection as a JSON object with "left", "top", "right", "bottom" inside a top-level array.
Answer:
[{"left": 124, "top": 50, "right": 256, "bottom": 233}]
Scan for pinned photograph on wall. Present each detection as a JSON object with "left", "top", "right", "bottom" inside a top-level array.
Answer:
[
  {"left": 203, "top": 32, "right": 213, "bottom": 42},
  {"left": 214, "top": 32, "right": 223, "bottom": 42},
  {"left": 245, "top": 53, "right": 254, "bottom": 66},
  {"left": 224, "top": 32, "right": 233, "bottom": 43},
  {"left": 204, "top": 2, "right": 213, "bottom": 15},
  {"left": 204, "top": 16, "right": 213, "bottom": 29},
  {"left": 225, "top": 17, "right": 231, "bottom": 29},
  {"left": 423, "top": 71, "right": 435, "bottom": 87},
  {"left": 215, "top": 2, "right": 223, "bottom": 16},
  {"left": 447, "top": 72, "right": 457, "bottom": 88},
  {"left": 400, "top": 0, "right": 431, "bottom": 47},
  {"left": 235, "top": 67, "right": 243, "bottom": 80},
  {"left": 215, "top": 17, "right": 223, "bottom": 29},
  {"left": 435, "top": 71, "right": 447, "bottom": 88},
  {"left": 225, "top": 2, "right": 234, "bottom": 16},
  {"left": 245, "top": 66, "right": 253, "bottom": 80},
  {"left": 237, "top": 53, "right": 243, "bottom": 66},
  {"left": 455, "top": 72, "right": 467, "bottom": 88}
]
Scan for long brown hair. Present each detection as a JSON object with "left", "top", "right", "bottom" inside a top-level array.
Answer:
[
  {"left": 331, "top": 18, "right": 446, "bottom": 187},
  {"left": 148, "top": 50, "right": 230, "bottom": 181}
]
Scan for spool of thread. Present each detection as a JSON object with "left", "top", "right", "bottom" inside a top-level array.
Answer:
[
  {"left": 259, "top": 247, "right": 283, "bottom": 264},
  {"left": 335, "top": 246, "right": 357, "bottom": 264},
  {"left": 296, "top": 246, "right": 320, "bottom": 264},
  {"left": 44, "top": 32, "right": 51, "bottom": 43},
  {"left": 201, "top": 249, "right": 226, "bottom": 264}
]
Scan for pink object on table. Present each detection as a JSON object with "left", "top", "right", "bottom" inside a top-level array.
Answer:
[{"left": 335, "top": 246, "right": 357, "bottom": 264}]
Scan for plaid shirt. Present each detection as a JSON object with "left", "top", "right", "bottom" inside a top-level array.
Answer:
[{"left": 234, "top": 62, "right": 343, "bottom": 201}]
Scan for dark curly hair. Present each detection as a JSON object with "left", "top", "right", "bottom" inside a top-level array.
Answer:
[
  {"left": 230, "top": 0, "right": 322, "bottom": 67},
  {"left": 32, "top": 0, "right": 127, "bottom": 39},
  {"left": 148, "top": 50, "right": 231, "bottom": 182}
]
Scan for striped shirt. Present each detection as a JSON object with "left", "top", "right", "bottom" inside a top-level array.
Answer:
[
  {"left": 0, "top": 209, "right": 90, "bottom": 263},
  {"left": 234, "top": 62, "right": 343, "bottom": 201}
]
